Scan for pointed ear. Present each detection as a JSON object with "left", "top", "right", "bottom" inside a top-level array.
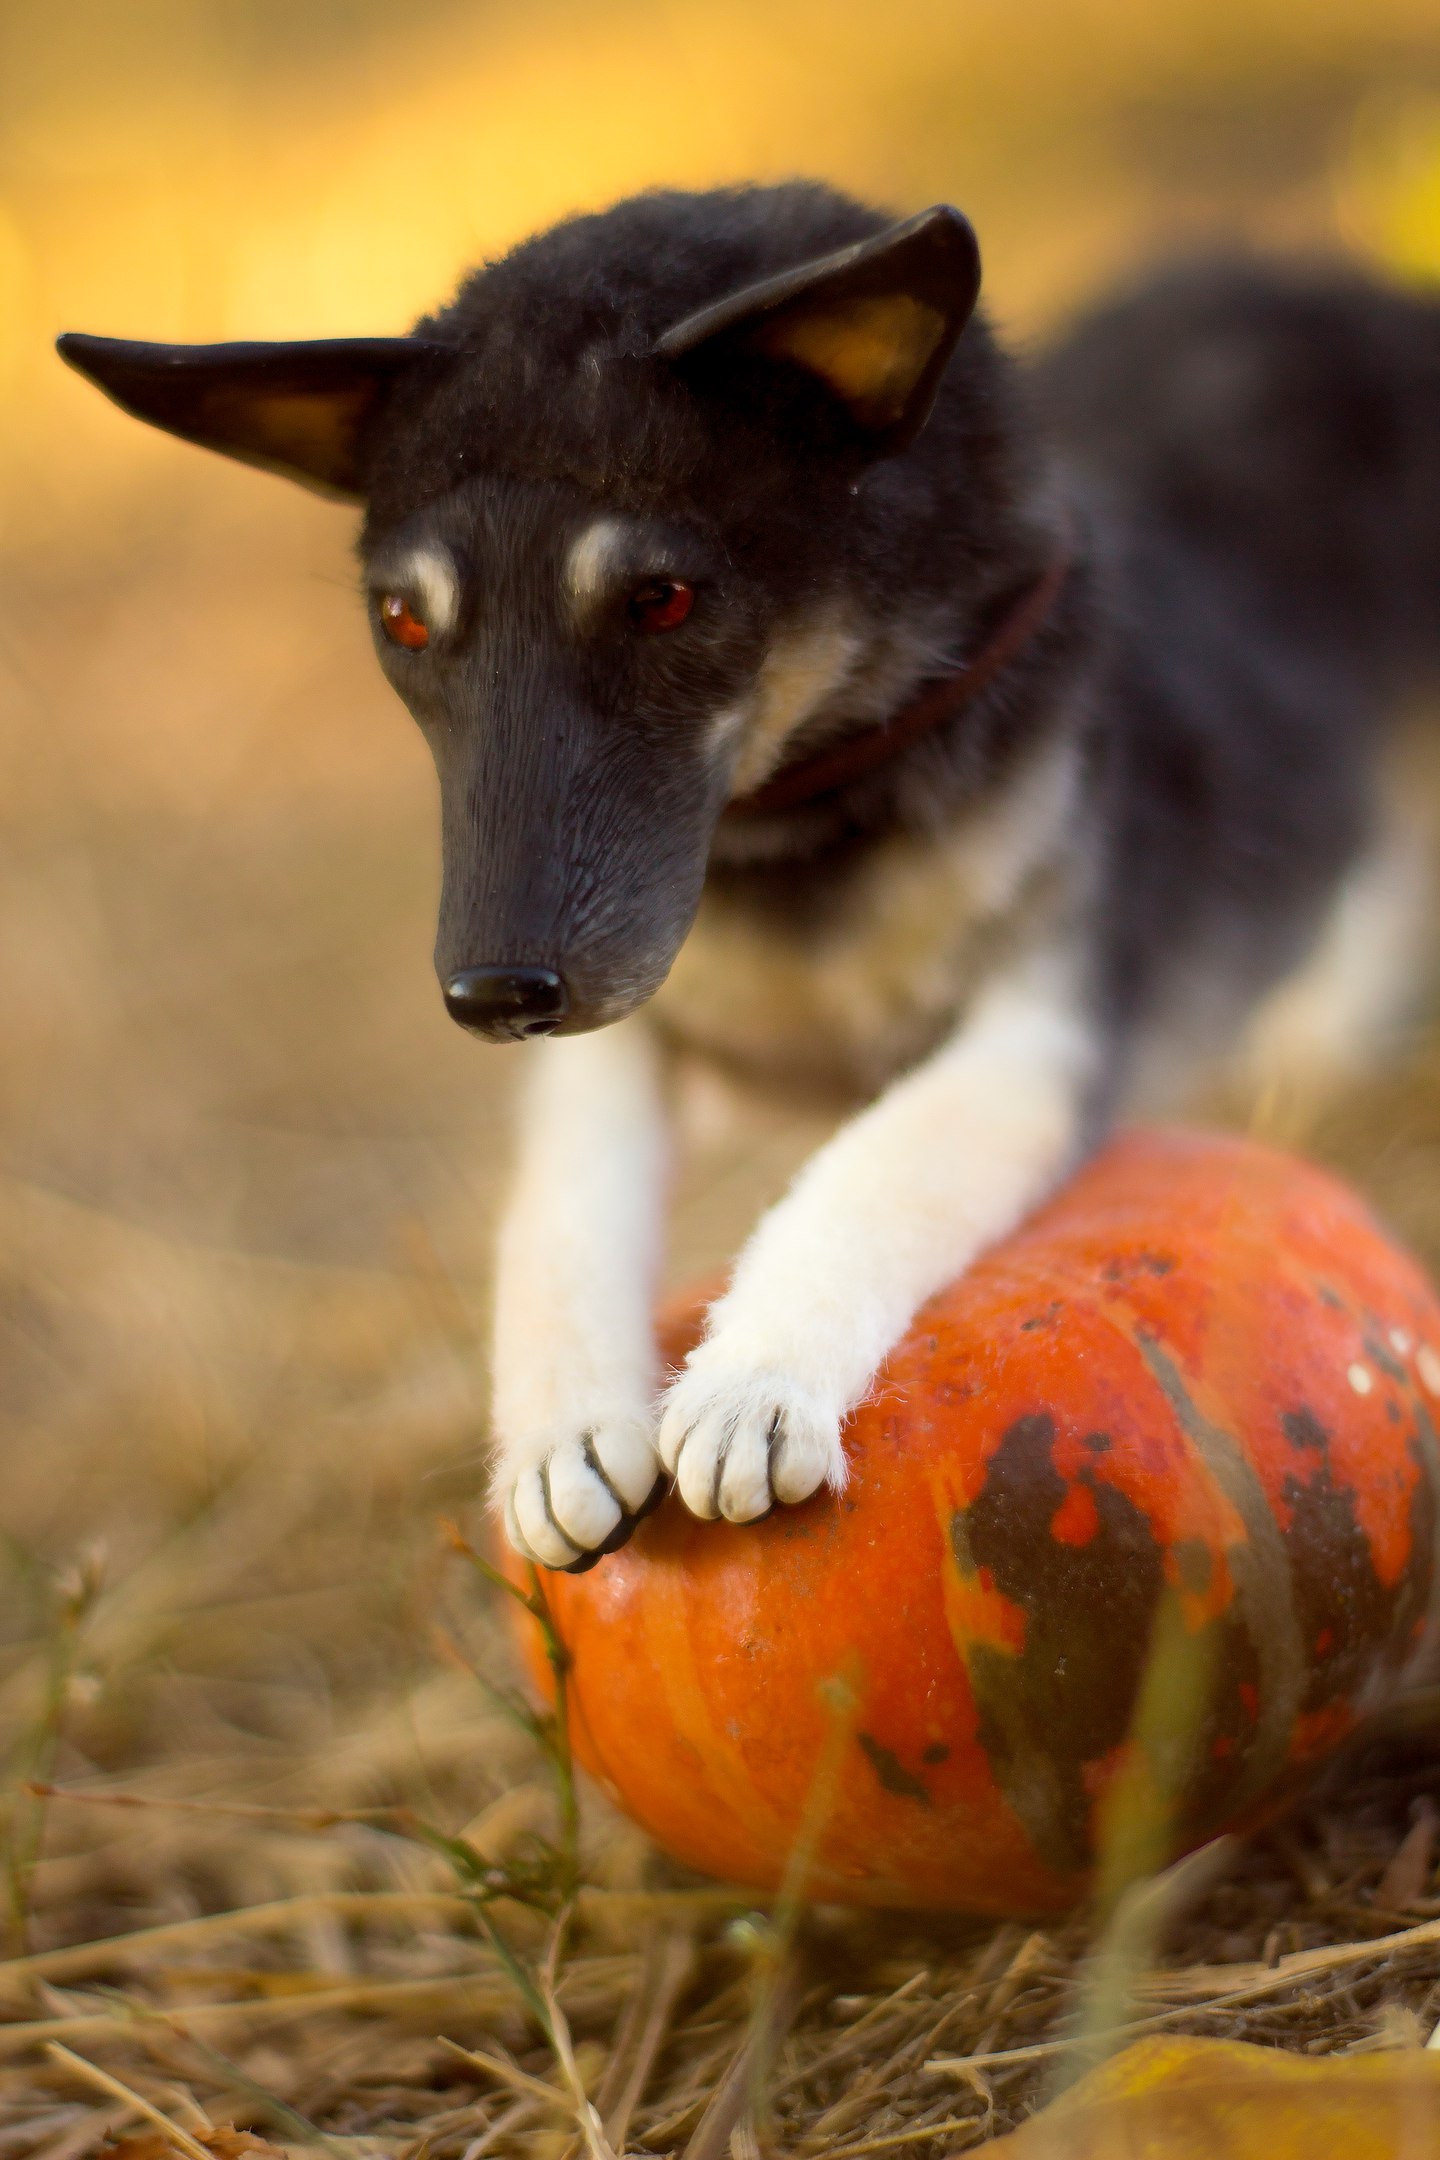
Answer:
[
  {"left": 655, "top": 205, "right": 981, "bottom": 452},
  {"left": 55, "top": 333, "right": 448, "bottom": 500}
]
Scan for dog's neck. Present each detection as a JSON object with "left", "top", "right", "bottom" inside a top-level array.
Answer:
[{"left": 722, "top": 547, "right": 1074, "bottom": 824}]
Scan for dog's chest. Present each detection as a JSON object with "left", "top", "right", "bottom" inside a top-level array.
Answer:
[{"left": 653, "top": 739, "right": 1082, "bottom": 1096}]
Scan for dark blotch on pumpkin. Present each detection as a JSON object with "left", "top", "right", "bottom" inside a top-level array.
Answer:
[
  {"left": 953, "top": 1413, "right": 1271, "bottom": 1870},
  {"left": 951, "top": 1412, "right": 1165, "bottom": 1872},
  {"left": 858, "top": 1731, "right": 933, "bottom": 1807},
  {"left": 1178, "top": 1609, "right": 1265, "bottom": 1837},
  {"left": 922, "top": 1741, "right": 950, "bottom": 1765},
  {"left": 1283, "top": 1408, "right": 1329, "bottom": 1454},
  {"left": 1283, "top": 1443, "right": 1433, "bottom": 1713},
  {"left": 1102, "top": 1252, "right": 1175, "bottom": 1282},
  {"left": 1364, "top": 1332, "right": 1409, "bottom": 1384}
]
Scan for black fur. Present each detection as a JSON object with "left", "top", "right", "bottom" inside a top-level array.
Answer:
[
  {"left": 1043, "top": 260, "right": 1440, "bottom": 1066},
  {"left": 59, "top": 184, "right": 1440, "bottom": 1082}
]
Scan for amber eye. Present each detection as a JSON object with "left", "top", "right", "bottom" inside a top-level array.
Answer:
[
  {"left": 627, "top": 578, "right": 695, "bottom": 634},
  {"left": 379, "top": 593, "right": 429, "bottom": 650}
]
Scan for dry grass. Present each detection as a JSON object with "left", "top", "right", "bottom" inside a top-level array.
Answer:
[
  {"left": 5, "top": 1554, "right": 1440, "bottom": 2157},
  {"left": 7, "top": 2, "right": 1440, "bottom": 2148}
]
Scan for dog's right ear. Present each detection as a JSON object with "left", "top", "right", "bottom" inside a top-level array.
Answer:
[
  {"left": 55, "top": 333, "right": 448, "bottom": 500},
  {"left": 655, "top": 204, "right": 981, "bottom": 454}
]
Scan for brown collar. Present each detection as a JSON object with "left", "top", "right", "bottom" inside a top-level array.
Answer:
[{"left": 722, "top": 549, "right": 1073, "bottom": 822}]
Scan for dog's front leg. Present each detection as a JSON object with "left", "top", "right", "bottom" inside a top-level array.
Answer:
[
  {"left": 657, "top": 953, "right": 1099, "bottom": 1521},
  {"left": 493, "top": 1015, "right": 668, "bottom": 1570}
]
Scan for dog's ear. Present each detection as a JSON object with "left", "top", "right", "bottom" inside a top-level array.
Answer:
[
  {"left": 655, "top": 205, "right": 980, "bottom": 452},
  {"left": 55, "top": 333, "right": 447, "bottom": 499}
]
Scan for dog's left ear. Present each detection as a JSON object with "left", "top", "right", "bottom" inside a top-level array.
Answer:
[
  {"left": 655, "top": 204, "right": 980, "bottom": 453},
  {"left": 55, "top": 333, "right": 448, "bottom": 499}
]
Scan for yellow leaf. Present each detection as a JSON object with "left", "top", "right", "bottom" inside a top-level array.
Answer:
[{"left": 988, "top": 2035, "right": 1440, "bottom": 2158}]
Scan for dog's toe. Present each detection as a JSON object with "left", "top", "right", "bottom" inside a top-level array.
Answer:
[
  {"left": 769, "top": 1406, "right": 842, "bottom": 1504},
  {"left": 546, "top": 1443, "right": 624, "bottom": 1551},
  {"left": 585, "top": 1419, "right": 665, "bottom": 1515},
  {"left": 503, "top": 1485, "right": 541, "bottom": 1565},
  {"left": 510, "top": 1463, "right": 588, "bottom": 1569},
  {"left": 718, "top": 1415, "right": 774, "bottom": 1521}
]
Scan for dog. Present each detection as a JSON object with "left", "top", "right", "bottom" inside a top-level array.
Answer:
[{"left": 60, "top": 182, "right": 1440, "bottom": 1572}]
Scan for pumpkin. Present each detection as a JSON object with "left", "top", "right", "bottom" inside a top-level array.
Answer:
[{"left": 507, "top": 1128, "right": 1440, "bottom": 1913}]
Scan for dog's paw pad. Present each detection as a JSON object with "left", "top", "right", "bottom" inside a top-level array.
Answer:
[
  {"left": 502, "top": 1421, "right": 663, "bottom": 1571},
  {"left": 658, "top": 1364, "right": 844, "bottom": 1524}
]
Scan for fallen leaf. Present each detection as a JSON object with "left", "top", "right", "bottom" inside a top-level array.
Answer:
[
  {"left": 984, "top": 2035, "right": 1440, "bottom": 2158},
  {"left": 105, "top": 2132, "right": 285, "bottom": 2160}
]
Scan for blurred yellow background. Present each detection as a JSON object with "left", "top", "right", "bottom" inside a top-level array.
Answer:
[
  {"left": 7, "top": 0, "right": 1440, "bottom": 521},
  {"left": 5, "top": 0, "right": 1440, "bottom": 1933}
]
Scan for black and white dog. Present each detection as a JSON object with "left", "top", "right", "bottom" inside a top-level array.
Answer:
[{"left": 61, "top": 184, "right": 1440, "bottom": 1570}]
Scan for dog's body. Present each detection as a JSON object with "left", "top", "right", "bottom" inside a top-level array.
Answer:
[{"left": 61, "top": 186, "right": 1440, "bottom": 1569}]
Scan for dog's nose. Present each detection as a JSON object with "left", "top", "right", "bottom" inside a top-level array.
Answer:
[{"left": 443, "top": 965, "right": 568, "bottom": 1041}]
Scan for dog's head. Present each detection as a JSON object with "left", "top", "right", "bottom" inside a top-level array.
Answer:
[{"left": 59, "top": 185, "right": 990, "bottom": 1039}]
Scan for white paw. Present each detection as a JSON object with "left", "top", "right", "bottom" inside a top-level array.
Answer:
[
  {"left": 501, "top": 1418, "right": 665, "bottom": 1572},
  {"left": 657, "top": 1353, "right": 847, "bottom": 1523}
]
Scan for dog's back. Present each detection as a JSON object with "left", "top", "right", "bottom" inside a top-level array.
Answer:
[
  {"left": 1031, "top": 263, "right": 1440, "bottom": 1086},
  {"left": 1042, "top": 260, "right": 1440, "bottom": 678}
]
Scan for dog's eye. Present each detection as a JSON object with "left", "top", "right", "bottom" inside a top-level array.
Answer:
[
  {"left": 627, "top": 578, "right": 695, "bottom": 634},
  {"left": 379, "top": 594, "right": 429, "bottom": 650}
]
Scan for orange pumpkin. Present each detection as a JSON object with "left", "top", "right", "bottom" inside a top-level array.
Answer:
[{"left": 507, "top": 1129, "right": 1440, "bottom": 1913}]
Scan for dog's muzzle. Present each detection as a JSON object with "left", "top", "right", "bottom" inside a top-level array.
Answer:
[{"left": 443, "top": 965, "right": 568, "bottom": 1041}]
